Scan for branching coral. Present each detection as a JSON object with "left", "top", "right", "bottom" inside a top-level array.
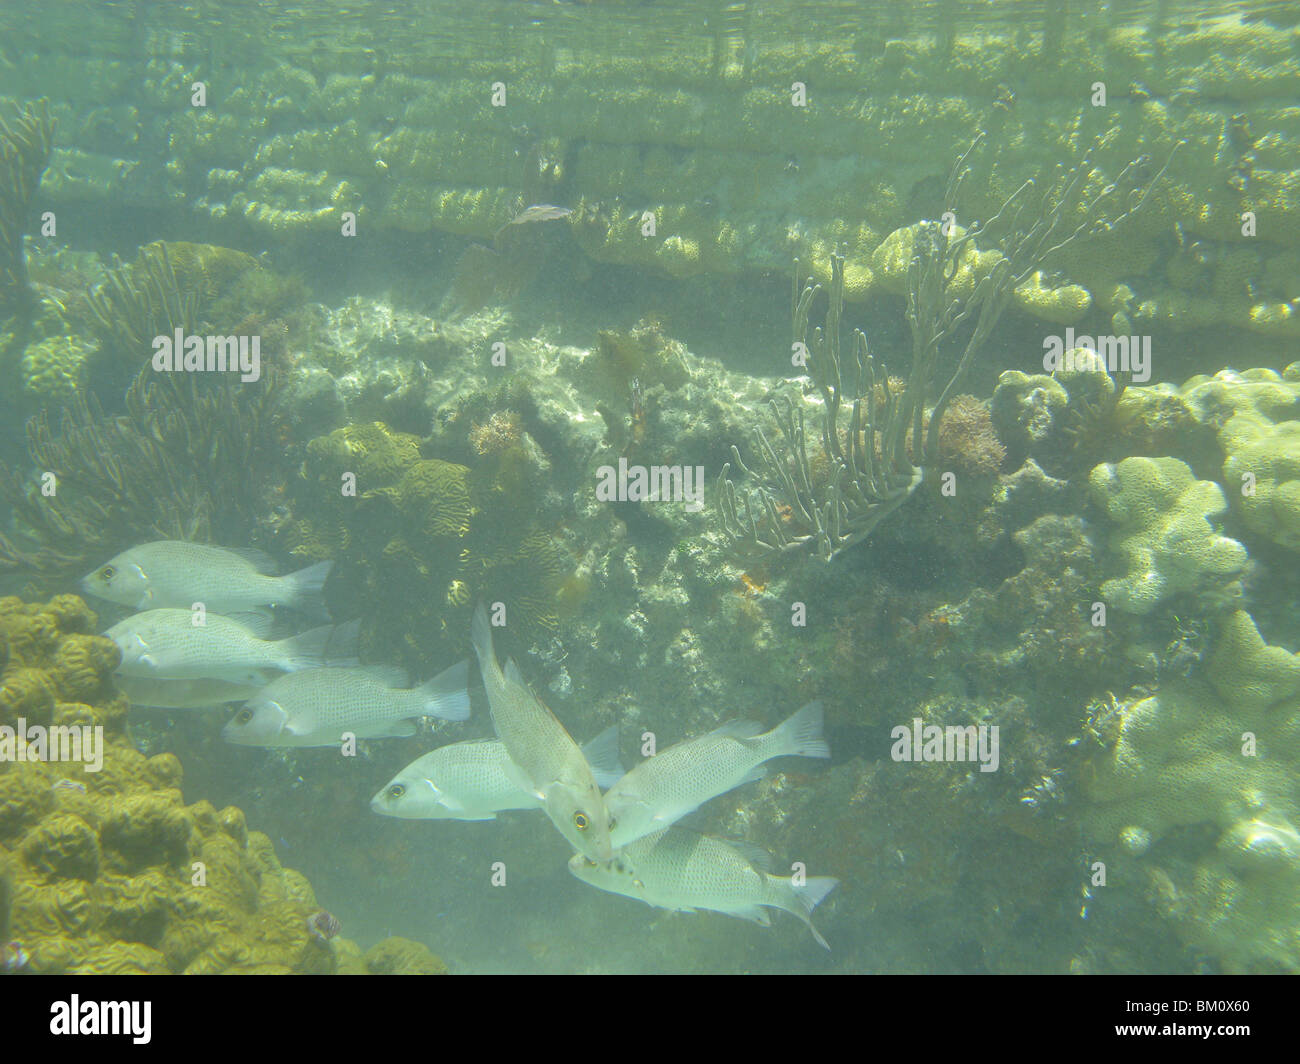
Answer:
[
  {"left": 0, "top": 99, "right": 54, "bottom": 327},
  {"left": 83, "top": 242, "right": 201, "bottom": 388},
  {"left": 0, "top": 364, "right": 284, "bottom": 588}
]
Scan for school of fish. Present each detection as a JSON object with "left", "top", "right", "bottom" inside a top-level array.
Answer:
[{"left": 81, "top": 541, "right": 839, "bottom": 951}]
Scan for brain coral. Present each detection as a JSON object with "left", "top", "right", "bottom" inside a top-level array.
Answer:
[{"left": 0, "top": 594, "right": 443, "bottom": 974}]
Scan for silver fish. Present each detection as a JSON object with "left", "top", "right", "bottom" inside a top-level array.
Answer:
[
  {"left": 569, "top": 828, "right": 839, "bottom": 949},
  {"left": 605, "top": 702, "right": 829, "bottom": 848},
  {"left": 105, "top": 610, "right": 359, "bottom": 684},
  {"left": 494, "top": 204, "right": 573, "bottom": 237},
  {"left": 222, "top": 662, "right": 470, "bottom": 747},
  {"left": 470, "top": 603, "right": 613, "bottom": 860},
  {"left": 82, "top": 541, "right": 332, "bottom": 617},
  {"left": 371, "top": 727, "right": 625, "bottom": 821}
]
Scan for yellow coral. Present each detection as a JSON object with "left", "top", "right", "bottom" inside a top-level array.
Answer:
[
  {"left": 1088, "top": 456, "right": 1248, "bottom": 614},
  {"left": 1085, "top": 611, "right": 1300, "bottom": 971}
]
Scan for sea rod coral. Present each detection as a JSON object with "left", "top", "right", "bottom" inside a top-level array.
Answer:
[{"left": 717, "top": 132, "right": 1177, "bottom": 562}]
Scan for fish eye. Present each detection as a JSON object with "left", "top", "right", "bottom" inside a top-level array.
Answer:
[
  {"left": 573, "top": 810, "right": 590, "bottom": 831},
  {"left": 236, "top": 709, "right": 253, "bottom": 724},
  {"left": 101, "top": 565, "right": 115, "bottom": 581},
  {"left": 388, "top": 784, "right": 405, "bottom": 799}
]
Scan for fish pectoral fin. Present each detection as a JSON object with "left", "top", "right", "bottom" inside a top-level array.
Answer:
[
  {"left": 729, "top": 906, "right": 773, "bottom": 928},
  {"left": 502, "top": 759, "right": 545, "bottom": 801}
]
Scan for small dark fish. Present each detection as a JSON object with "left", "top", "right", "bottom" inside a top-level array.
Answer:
[
  {"left": 51, "top": 778, "right": 87, "bottom": 795},
  {"left": 495, "top": 204, "right": 573, "bottom": 237},
  {"left": 306, "top": 910, "right": 341, "bottom": 943},
  {"left": 2, "top": 942, "right": 30, "bottom": 972}
]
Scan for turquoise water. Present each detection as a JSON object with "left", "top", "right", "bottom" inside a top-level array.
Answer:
[{"left": 1, "top": 0, "right": 1298, "bottom": 974}]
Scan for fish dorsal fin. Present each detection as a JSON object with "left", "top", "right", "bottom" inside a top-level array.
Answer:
[
  {"left": 221, "top": 546, "right": 281, "bottom": 574},
  {"left": 503, "top": 657, "right": 535, "bottom": 696},
  {"left": 581, "top": 725, "right": 625, "bottom": 789},
  {"left": 225, "top": 610, "right": 277, "bottom": 640},
  {"left": 720, "top": 837, "right": 776, "bottom": 873},
  {"left": 352, "top": 664, "right": 410, "bottom": 688},
  {"left": 709, "top": 719, "right": 766, "bottom": 741}
]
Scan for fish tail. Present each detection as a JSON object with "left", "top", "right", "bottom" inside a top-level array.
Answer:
[
  {"left": 277, "top": 618, "right": 361, "bottom": 670},
  {"left": 581, "top": 725, "right": 626, "bottom": 789},
  {"left": 415, "top": 660, "right": 471, "bottom": 721},
  {"left": 280, "top": 560, "right": 334, "bottom": 620},
  {"left": 770, "top": 700, "right": 831, "bottom": 760},
  {"left": 788, "top": 875, "right": 838, "bottom": 950}
]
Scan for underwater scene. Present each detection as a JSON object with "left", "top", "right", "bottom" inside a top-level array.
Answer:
[{"left": 0, "top": 0, "right": 1297, "bottom": 977}]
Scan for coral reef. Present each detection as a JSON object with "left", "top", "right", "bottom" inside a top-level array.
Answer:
[
  {"left": 719, "top": 134, "right": 1170, "bottom": 564},
  {"left": 0, "top": 594, "right": 445, "bottom": 973},
  {"left": 4, "top": 6, "right": 1297, "bottom": 341},
  {"left": 80, "top": 240, "right": 300, "bottom": 393},
  {"left": 280, "top": 420, "right": 568, "bottom": 671},
  {"left": 1088, "top": 456, "right": 1249, "bottom": 616},
  {"left": 1082, "top": 609, "right": 1300, "bottom": 972},
  {"left": 932, "top": 394, "right": 1007, "bottom": 478},
  {"left": 1177, "top": 365, "right": 1300, "bottom": 551},
  {"left": 17, "top": 332, "right": 97, "bottom": 403}
]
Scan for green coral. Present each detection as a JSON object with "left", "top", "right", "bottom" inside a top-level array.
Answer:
[
  {"left": 1084, "top": 610, "right": 1300, "bottom": 972},
  {"left": 1088, "top": 456, "right": 1248, "bottom": 615},
  {"left": 1177, "top": 365, "right": 1300, "bottom": 551}
]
